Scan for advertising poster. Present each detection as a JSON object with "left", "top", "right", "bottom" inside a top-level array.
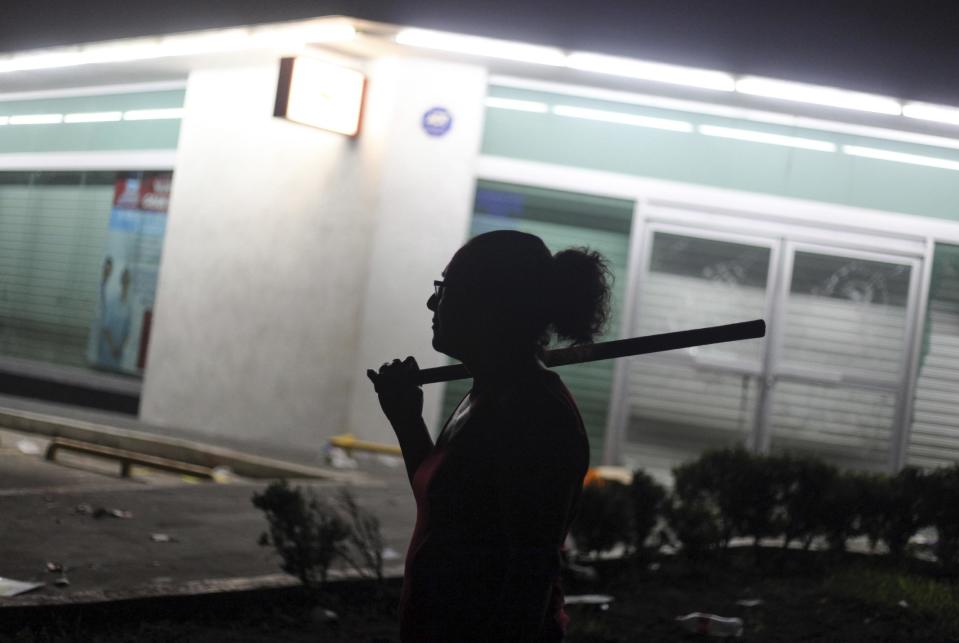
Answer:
[{"left": 86, "top": 172, "right": 172, "bottom": 375}]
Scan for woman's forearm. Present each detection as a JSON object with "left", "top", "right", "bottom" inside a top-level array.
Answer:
[{"left": 392, "top": 416, "right": 434, "bottom": 485}]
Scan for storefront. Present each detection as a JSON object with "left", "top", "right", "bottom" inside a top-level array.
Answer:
[{"left": 1, "top": 17, "right": 957, "bottom": 474}]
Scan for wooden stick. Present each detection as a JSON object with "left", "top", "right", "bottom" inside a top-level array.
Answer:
[{"left": 415, "top": 319, "right": 766, "bottom": 385}]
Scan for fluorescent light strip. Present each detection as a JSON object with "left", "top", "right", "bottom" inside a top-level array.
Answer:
[
  {"left": 903, "top": 102, "right": 959, "bottom": 127},
  {"left": 0, "top": 116, "right": 8, "bottom": 126},
  {"left": 395, "top": 28, "right": 566, "bottom": 66},
  {"left": 8, "top": 113, "right": 63, "bottom": 125},
  {"left": 566, "top": 52, "right": 735, "bottom": 92},
  {"left": 552, "top": 104, "right": 692, "bottom": 132},
  {"left": 736, "top": 76, "right": 902, "bottom": 116},
  {"left": 63, "top": 111, "right": 123, "bottom": 123},
  {"left": 484, "top": 97, "right": 549, "bottom": 112},
  {"left": 843, "top": 145, "right": 959, "bottom": 171},
  {"left": 699, "top": 124, "right": 836, "bottom": 152},
  {"left": 0, "top": 23, "right": 355, "bottom": 74},
  {"left": 122, "top": 108, "right": 184, "bottom": 120}
]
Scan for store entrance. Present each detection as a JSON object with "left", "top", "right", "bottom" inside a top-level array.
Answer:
[{"left": 618, "top": 218, "right": 922, "bottom": 479}]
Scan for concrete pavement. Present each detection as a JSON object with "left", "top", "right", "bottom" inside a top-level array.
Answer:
[{"left": 0, "top": 426, "right": 416, "bottom": 608}]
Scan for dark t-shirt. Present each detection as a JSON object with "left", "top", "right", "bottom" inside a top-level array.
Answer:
[{"left": 399, "top": 367, "right": 590, "bottom": 642}]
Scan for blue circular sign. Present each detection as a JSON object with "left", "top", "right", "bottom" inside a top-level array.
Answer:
[{"left": 422, "top": 107, "right": 453, "bottom": 137}]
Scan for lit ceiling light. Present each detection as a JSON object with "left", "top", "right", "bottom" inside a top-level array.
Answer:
[
  {"left": 566, "top": 52, "right": 736, "bottom": 92},
  {"left": 64, "top": 111, "right": 123, "bottom": 123},
  {"left": 123, "top": 108, "right": 184, "bottom": 120},
  {"left": 699, "top": 124, "right": 836, "bottom": 152},
  {"left": 552, "top": 104, "right": 692, "bottom": 132},
  {"left": 902, "top": 102, "right": 959, "bottom": 126},
  {"left": 0, "top": 116, "right": 9, "bottom": 126},
  {"left": 843, "top": 145, "right": 959, "bottom": 171},
  {"left": 484, "top": 97, "right": 549, "bottom": 112},
  {"left": 394, "top": 28, "right": 566, "bottom": 66},
  {"left": 0, "top": 23, "right": 355, "bottom": 74},
  {"left": 8, "top": 113, "right": 63, "bottom": 125},
  {"left": 736, "top": 76, "right": 902, "bottom": 115}
]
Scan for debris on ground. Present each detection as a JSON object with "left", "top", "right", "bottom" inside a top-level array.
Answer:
[
  {"left": 565, "top": 594, "right": 614, "bottom": 605},
  {"left": 75, "top": 503, "right": 93, "bottom": 515},
  {"left": 92, "top": 507, "right": 133, "bottom": 519},
  {"left": 45, "top": 562, "right": 63, "bottom": 573},
  {"left": 16, "top": 439, "right": 41, "bottom": 455},
  {"left": 676, "top": 612, "right": 744, "bottom": 637},
  {"left": 382, "top": 547, "right": 400, "bottom": 561},
  {"left": 326, "top": 447, "right": 359, "bottom": 470},
  {"left": 735, "top": 598, "right": 763, "bottom": 607},
  {"left": 309, "top": 606, "right": 339, "bottom": 628},
  {"left": 648, "top": 562, "right": 662, "bottom": 571},
  {"left": 0, "top": 577, "right": 45, "bottom": 597},
  {"left": 211, "top": 466, "right": 234, "bottom": 483},
  {"left": 53, "top": 574, "right": 70, "bottom": 587},
  {"left": 150, "top": 533, "right": 178, "bottom": 543}
]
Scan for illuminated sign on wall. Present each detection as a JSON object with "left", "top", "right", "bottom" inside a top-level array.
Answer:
[{"left": 274, "top": 57, "right": 366, "bottom": 137}]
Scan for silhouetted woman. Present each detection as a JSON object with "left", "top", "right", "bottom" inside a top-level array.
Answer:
[{"left": 368, "top": 230, "right": 612, "bottom": 642}]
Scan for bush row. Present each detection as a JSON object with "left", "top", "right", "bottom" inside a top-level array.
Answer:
[{"left": 569, "top": 448, "right": 959, "bottom": 572}]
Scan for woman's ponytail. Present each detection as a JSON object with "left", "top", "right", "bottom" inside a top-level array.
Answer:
[{"left": 549, "top": 247, "right": 613, "bottom": 346}]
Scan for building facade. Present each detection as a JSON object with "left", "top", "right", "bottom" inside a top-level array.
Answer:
[{"left": 1, "top": 17, "right": 957, "bottom": 479}]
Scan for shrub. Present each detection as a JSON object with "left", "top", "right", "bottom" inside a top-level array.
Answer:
[
  {"left": 570, "top": 479, "right": 632, "bottom": 558},
  {"left": 252, "top": 480, "right": 350, "bottom": 589},
  {"left": 627, "top": 469, "right": 667, "bottom": 554},
  {"left": 670, "top": 448, "right": 779, "bottom": 548},
  {"left": 879, "top": 466, "right": 930, "bottom": 560},
  {"left": 252, "top": 481, "right": 385, "bottom": 591},
  {"left": 926, "top": 464, "right": 959, "bottom": 573},
  {"left": 771, "top": 453, "right": 838, "bottom": 550}
]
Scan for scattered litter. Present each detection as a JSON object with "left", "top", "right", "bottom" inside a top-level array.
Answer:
[
  {"left": 327, "top": 447, "right": 359, "bottom": 470},
  {"left": 53, "top": 574, "right": 70, "bottom": 587},
  {"left": 93, "top": 507, "right": 133, "bottom": 519},
  {"left": 898, "top": 600, "right": 909, "bottom": 608},
  {"left": 676, "top": 613, "right": 744, "bottom": 638},
  {"left": 211, "top": 466, "right": 234, "bottom": 483},
  {"left": 648, "top": 562, "right": 661, "bottom": 572},
  {"left": 0, "top": 577, "right": 45, "bottom": 597},
  {"left": 16, "top": 439, "right": 41, "bottom": 455},
  {"left": 75, "top": 503, "right": 93, "bottom": 515},
  {"left": 150, "top": 533, "right": 178, "bottom": 543},
  {"left": 564, "top": 594, "right": 614, "bottom": 606},
  {"left": 376, "top": 454, "right": 402, "bottom": 468},
  {"left": 736, "top": 598, "right": 763, "bottom": 607},
  {"left": 45, "top": 562, "right": 63, "bottom": 573},
  {"left": 310, "top": 606, "right": 339, "bottom": 626},
  {"left": 658, "top": 543, "right": 679, "bottom": 556},
  {"left": 382, "top": 547, "right": 400, "bottom": 561}
]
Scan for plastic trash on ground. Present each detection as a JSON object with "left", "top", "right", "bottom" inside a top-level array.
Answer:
[
  {"left": 735, "top": 598, "right": 763, "bottom": 607},
  {"left": 676, "top": 612, "right": 744, "bottom": 637},
  {"left": 382, "top": 547, "right": 400, "bottom": 561},
  {"left": 0, "top": 577, "right": 45, "bottom": 597},
  {"left": 92, "top": 507, "right": 133, "bottom": 519},
  {"left": 150, "top": 533, "right": 178, "bottom": 543},
  {"left": 16, "top": 439, "right": 41, "bottom": 455},
  {"left": 211, "top": 466, "right": 234, "bottom": 483},
  {"left": 326, "top": 447, "right": 359, "bottom": 470}
]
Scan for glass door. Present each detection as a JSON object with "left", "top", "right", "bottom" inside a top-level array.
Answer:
[
  {"left": 762, "top": 244, "right": 920, "bottom": 471},
  {"left": 620, "top": 225, "right": 776, "bottom": 478}
]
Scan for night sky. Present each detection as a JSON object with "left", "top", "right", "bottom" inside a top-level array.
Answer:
[{"left": 2, "top": 1, "right": 959, "bottom": 105}]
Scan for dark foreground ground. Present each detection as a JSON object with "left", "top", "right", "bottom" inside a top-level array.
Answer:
[{"left": 3, "top": 549, "right": 957, "bottom": 642}]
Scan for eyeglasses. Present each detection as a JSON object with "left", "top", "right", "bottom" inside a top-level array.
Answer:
[{"left": 433, "top": 280, "right": 447, "bottom": 298}]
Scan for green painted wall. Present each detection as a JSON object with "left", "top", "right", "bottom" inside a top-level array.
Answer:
[
  {"left": 0, "top": 90, "right": 184, "bottom": 153},
  {"left": 483, "top": 86, "right": 959, "bottom": 222}
]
